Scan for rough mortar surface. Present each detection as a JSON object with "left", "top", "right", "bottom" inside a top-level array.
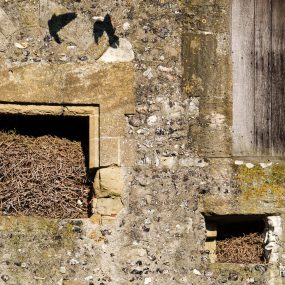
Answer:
[{"left": 0, "top": 1, "right": 283, "bottom": 285}]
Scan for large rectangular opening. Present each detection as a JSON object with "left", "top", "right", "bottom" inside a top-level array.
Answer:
[
  {"left": 205, "top": 215, "right": 266, "bottom": 264},
  {"left": 0, "top": 105, "right": 99, "bottom": 219}
]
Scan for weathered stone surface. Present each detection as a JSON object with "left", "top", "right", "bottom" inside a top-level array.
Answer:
[
  {"left": 0, "top": 63, "right": 135, "bottom": 114},
  {"left": 93, "top": 197, "right": 123, "bottom": 215},
  {"left": 120, "top": 138, "right": 136, "bottom": 167},
  {"left": 183, "top": 33, "right": 232, "bottom": 157},
  {"left": 98, "top": 38, "right": 135, "bottom": 62},
  {"left": 100, "top": 113, "right": 126, "bottom": 137},
  {"left": 0, "top": 32, "right": 8, "bottom": 51},
  {"left": 200, "top": 162, "right": 285, "bottom": 215},
  {"left": 89, "top": 214, "right": 102, "bottom": 225},
  {"left": 0, "top": 0, "right": 282, "bottom": 284},
  {"left": 0, "top": 216, "right": 81, "bottom": 284},
  {"left": 0, "top": 8, "right": 17, "bottom": 36},
  {"left": 94, "top": 166, "right": 124, "bottom": 198},
  {"left": 87, "top": 230, "right": 106, "bottom": 244},
  {"left": 87, "top": 32, "right": 110, "bottom": 60},
  {"left": 7, "top": 0, "right": 39, "bottom": 27},
  {"left": 39, "top": 0, "right": 68, "bottom": 28},
  {"left": 209, "top": 263, "right": 272, "bottom": 285},
  {"left": 186, "top": 1, "right": 231, "bottom": 33},
  {"left": 58, "top": 14, "right": 94, "bottom": 51},
  {"left": 159, "top": 156, "right": 178, "bottom": 169},
  {"left": 63, "top": 63, "right": 135, "bottom": 114},
  {"left": 0, "top": 64, "right": 62, "bottom": 103},
  {"left": 63, "top": 281, "right": 84, "bottom": 285},
  {"left": 100, "top": 137, "right": 120, "bottom": 166},
  {"left": 101, "top": 215, "right": 116, "bottom": 225}
]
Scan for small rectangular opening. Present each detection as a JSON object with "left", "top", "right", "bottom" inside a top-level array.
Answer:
[
  {"left": 205, "top": 215, "right": 266, "bottom": 264},
  {"left": 0, "top": 114, "right": 94, "bottom": 219}
]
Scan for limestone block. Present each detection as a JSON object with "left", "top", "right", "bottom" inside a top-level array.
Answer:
[
  {"left": 100, "top": 113, "right": 126, "bottom": 137},
  {"left": 120, "top": 138, "right": 136, "bottom": 167},
  {"left": 39, "top": 0, "right": 68, "bottom": 28},
  {"left": 0, "top": 104, "right": 63, "bottom": 115},
  {"left": 58, "top": 15, "right": 94, "bottom": 51},
  {"left": 0, "top": 8, "right": 17, "bottom": 36},
  {"left": 0, "top": 63, "right": 135, "bottom": 115},
  {"left": 0, "top": 64, "right": 63, "bottom": 104},
  {"left": 63, "top": 63, "right": 135, "bottom": 114},
  {"left": 98, "top": 38, "right": 135, "bottom": 62},
  {"left": 94, "top": 166, "right": 124, "bottom": 198},
  {"left": 89, "top": 214, "right": 102, "bottom": 225},
  {"left": 101, "top": 215, "right": 116, "bottom": 225},
  {"left": 100, "top": 137, "right": 120, "bottom": 166},
  {"left": 93, "top": 198, "right": 123, "bottom": 215},
  {"left": 0, "top": 32, "right": 8, "bottom": 52}
]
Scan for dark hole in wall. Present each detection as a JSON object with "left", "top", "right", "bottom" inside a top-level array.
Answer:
[
  {"left": 206, "top": 215, "right": 266, "bottom": 264},
  {"left": 216, "top": 218, "right": 264, "bottom": 240},
  {"left": 0, "top": 114, "right": 94, "bottom": 218},
  {"left": 0, "top": 114, "right": 87, "bottom": 140}
]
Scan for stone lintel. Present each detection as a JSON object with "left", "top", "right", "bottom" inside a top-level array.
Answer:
[
  {"left": 200, "top": 195, "right": 283, "bottom": 216},
  {"left": 0, "top": 62, "right": 135, "bottom": 115}
]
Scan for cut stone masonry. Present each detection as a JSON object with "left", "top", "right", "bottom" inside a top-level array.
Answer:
[
  {"left": 0, "top": 61, "right": 135, "bottom": 221},
  {"left": 0, "top": 0, "right": 284, "bottom": 284}
]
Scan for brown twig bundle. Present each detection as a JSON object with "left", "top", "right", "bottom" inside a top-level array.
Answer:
[
  {"left": 0, "top": 131, "right": 91, "bottom": 219},
  {"left": 216, "top": 232, "right": 264, "bottom": 263}
]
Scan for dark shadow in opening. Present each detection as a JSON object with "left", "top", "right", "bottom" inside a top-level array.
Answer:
[
  {"left": 206, "top": 215, "right": 265, "bottom": 239},
  {"left": 216, "top": 219, "right": 265, "bottom": 240},
  {"left": 205, "top": 215, "right": 266, "bottom": 264},
  {"left": 48, "top": 12, "right": 77, "bottom": 44},
  {"left": 0, "top": 114, "right": 95, "bottom": 217},
  {"left": 93, "top": 14, "right": 119, "bottom": 48}
]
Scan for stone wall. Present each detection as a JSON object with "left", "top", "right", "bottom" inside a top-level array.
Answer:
[{"left": 0, "top": 1, "right": 284, "bottom": 285}]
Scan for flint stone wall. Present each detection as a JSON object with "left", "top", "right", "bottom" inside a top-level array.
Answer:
[{"left": 0, "top": 1, "right": 284, "bottom": 285}]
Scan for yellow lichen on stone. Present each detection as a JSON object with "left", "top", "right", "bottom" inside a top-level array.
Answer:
[{"left": 236, "top": 164, "right": 285, "bottom": 205}]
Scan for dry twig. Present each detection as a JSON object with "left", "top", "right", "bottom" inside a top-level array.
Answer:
[
  {"left": 0, "top": 131, "right": 91, "bottom": 218},
  {"left": 216, "top": 232, "right": 264, "bottom": 263}
]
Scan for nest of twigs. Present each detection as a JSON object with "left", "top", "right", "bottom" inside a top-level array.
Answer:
[
  {"left": 216, "top": 232, "right": 264, "bottom": 263},
  {"left": 0, "top": 131, "right": 92, "bottom": 219}
]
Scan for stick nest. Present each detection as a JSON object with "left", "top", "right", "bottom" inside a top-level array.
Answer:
[
  {"left": 0, "top": 131, "right": 91, "bottom": 219},
  {"left": 216, "top": 232, "right": 265, "bottom": 263}
]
